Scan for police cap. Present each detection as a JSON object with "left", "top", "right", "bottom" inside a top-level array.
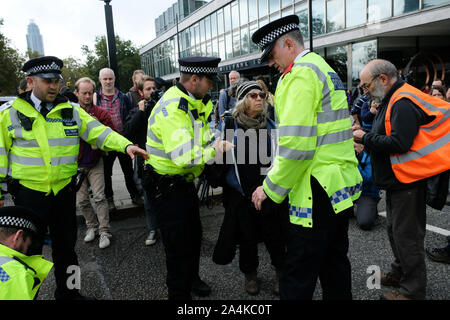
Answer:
[
  {"left": 251, "top": 15, "right": 300, "bottom": 63},
  {"left": 0, "top": 206, "right": 44, "bottom": 235},
  {"left": 179, "top": 56, "right": 221, "bottom": 81},
  {"left": 22, "top": 56, "right": 63, "bottom": 79}
]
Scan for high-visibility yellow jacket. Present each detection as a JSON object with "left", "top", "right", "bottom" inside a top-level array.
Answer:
[
  {"left": 145, "top": 84, "right": 215, "bottom": 179},
  {"left": 0, "top": 95, "right": 133, "bottom": 195},
  {"left": 0, "top": 243, "right": 53, "bottom": 300},
  {"left": 263, "top": 52, "right": 362, "bottom": 228}
]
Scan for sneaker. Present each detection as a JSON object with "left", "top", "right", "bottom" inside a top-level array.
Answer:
[
  {"left": 244, "top": 271, "right": 259, "bottom": 295},
  {"left": 131, "top": 195, "right": 144, "bottom": 207},
  {"left": 191, "top": 277, "right": 211, "bottom": 297},
  {"left": 107, "top": 197, "right": 117, "bottom": 212},
  {"left": 380, "top": 272, "right": 401, "bottom": 288},
  {"left": 145, "top": 230, "right": 157, "bottom": 246},
  {"left": 426, "top": 247, "right": 450, "bottom": 264},
  {"left": 84, "top": 228, "right": 97, "bottom": 243},
  {"left": 99, "top": 232, "right": 111, "bottom": 249}
]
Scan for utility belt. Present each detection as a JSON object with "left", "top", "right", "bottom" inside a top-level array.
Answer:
[{"left": 143, "top": 164, "right": 192, "bottom": 201}]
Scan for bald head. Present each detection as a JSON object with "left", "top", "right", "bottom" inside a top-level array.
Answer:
[
  {"left": 361, "top": 59, "right": 398, "bottom": 81},
  {"left": 99, "top": 68, "right": 116, "bottom": 93},
  {"left": 360, "top": 59, "right": 398, "bottom": 103}
]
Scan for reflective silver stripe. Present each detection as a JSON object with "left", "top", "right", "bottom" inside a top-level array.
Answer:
[
  {"left": 0, "top": 147, "right": 7, "bottom": 155},
  {"left": 10, "top": 154, "right": 45, "bottom": 166},
  {"left": 184, "top": 155, "right": 203, "bottom": 169},
  {"left": 13, "top": 139, "right": 39, "bottom": 148},
  {"left": 0, "top": 167, "right": 8, "bottom": 175},
  {"left": 390, "top": 133, "right": 450, "bottom": 165},
  {"left": 169, "top": 139, "right": 194, "bottom": 159},
  {"left": 278, "top": 146, "right": 315, "bottom": 161},
  {"left": 51, "top": 155, "right": 78, "bottom": 166},
  {"left": 9, "top": 108, "right": 23, "bottom": 139},
  {"left": 294, "top": 62, "right": 332, "bottom": 112},
  {"left": 81, "top": 120, "right": 102, "bottom": 140},
  {"left": 265, "top": 176, "right": 291, "bottom": 197},
  {"left": 95, "top": 127, "right": 113, "bottom": 149},
  {"left": 317, "top": 108, "right": 350, "bottom": 123},
  {"left": 72, "top": 108, "right": 82, "bottom": 129},
  {"left": 397, "top": 91, "right": 449, "bottom": 114},
  {"left": 278, "top": 125, "right": 317, "bottom": 137},
  {"left": 317, "top": 129, "right": 353, "bottom": 147},
  {"left": 0, "top": 256, "right": 13, "bottom": 266},
  {"left": 49, "top": 137, "right": 80, "bottom": 147},
  {"left": 148, "top": 97, "right": 181, "bottom": 126},
  {"left": 146, "top": 145, "right": 170, "bottom": 159},
  {"left": 147, "top": 127, "right": 162, "bottom": 144}
]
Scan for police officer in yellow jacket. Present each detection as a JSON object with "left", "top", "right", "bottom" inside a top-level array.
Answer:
[
  {"left": 251, "top": 16, "right": 362, "bottom": 300},
  {"left": 0, "top": 206, "right": 53, "bottom": 300},
  {"left": 143, "top": 57, "right": 234, "bottom": 300},
  {"left": 0, "top": 56, "right": 148, "bottom": 300}
]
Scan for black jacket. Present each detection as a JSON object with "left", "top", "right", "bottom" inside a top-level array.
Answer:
[{"left": 362, "top": 80, "right": 434, "bottom": 190}]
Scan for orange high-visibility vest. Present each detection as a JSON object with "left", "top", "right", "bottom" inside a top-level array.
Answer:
[{"left": 385, "top": 83, "right": 450, "bottom": 183}]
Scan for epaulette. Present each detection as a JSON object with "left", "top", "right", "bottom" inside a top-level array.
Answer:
[
  {"left": 202, "top": 94, "right": 211, "bottom": 105},
  {"left": 0, "top": 98, "right": 17, "bottom": 112},
  {"left": 178, "top": 97, "right": 189, "bottom": 113}
]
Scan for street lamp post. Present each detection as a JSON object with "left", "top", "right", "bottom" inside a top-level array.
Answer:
[{"left": 101, "top": 0, "right": 119, "bottom": 87}]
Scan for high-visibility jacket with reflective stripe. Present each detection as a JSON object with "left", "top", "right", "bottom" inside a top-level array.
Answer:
[
  {"left": 0, "top": 97, "right": 133, "bottom": 195},
  {"left": 145, "top": 85, "right": 215, "bottom": 179},
  {"left": 263, "top": 52, "right": 362, "bottom": 228},
  {"left": 0, "top": 244, "right": 53, "bottom": 300},
  {"left": 385, "top": 82, "right": 450, "bottom": 183}
]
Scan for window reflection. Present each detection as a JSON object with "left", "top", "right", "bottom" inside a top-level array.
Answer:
[
  {"left": 346, "top": 0, "right": 366, "bottom": 27},
  {"left": 326, "top": 0, "right": 344, "bottom": 32},
  {"left": 295, "top": 2, "right": 309, "bottom": 39},
  {"left": 259, "top": 0, "right": 268, "bottom": 17},
  {"left": 352, "top": 40, "right": 377, "bottom": 83},
  {"left": 368, "top": 0, "right": 391, "bottom": 22},
  {"left": 393, "top": 0, "right": 419, "bottom": 15},
  {"left": 249, "top": 0, "right": 258, "bottom": 21},
  {"left": 423, "top": 0, "right": 449, "bottom": 8}
]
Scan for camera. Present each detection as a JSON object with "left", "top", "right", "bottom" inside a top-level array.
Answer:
[{"left": 150, "top": 89, "right": 163, "bottom": 103}]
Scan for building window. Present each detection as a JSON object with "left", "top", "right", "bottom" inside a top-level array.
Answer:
[
  {"left": 217, "top": 9, "right": 224, "bottom": 34},
  {"left": 352, "top": 39, "right": 377, "bottom": 84},
  {"left": 270, "top": 0, "right": 280, "bottom": 13},
  {"left": 312, "top": 0, "right": 325, "bottom": 36},
  {"left": 241, "top": 26, "right": 250, "bottom": 55},
  {"left": 282, "top": 0, "right": 293, "bottom": 7},
  {"left": 326, "top": 0, "right": 344, "bottom": 32},
  {"left": 219, "top": 36, "right": 226, "bottom": 60},
  {"left": 240, "top": 0, "right": 249, "bottom": 25},
  {"left": 346, "top": 0, "right": 366, "bottom": 27},
  {"left": 368, "top": 0, "right": 391, "bottom": 22},
  {"left": 249, "top": 0, "right": 258, "bottom": 21},
  {"left": 325, "top": 45, "right": 347, "bottom": 86},
  {"left": 225, "top": 33, "right": 233, "bottom": 59},
  {"left": 249, "top": 22, "right": 260, "bottom": 52},
  {"left": 259, "top": 0, "right": 269, "bottom": 17},
  {"left": 224, "top": 4, "right": 232, "bottom": 32},
  {"left": 294, "top": 2, "right": 309, "bottom": 39},
  {"left": 423, "top": 0, "right": 450, "bottom": 8},
  {"left": 394, "top": 0, "right": 420, "bottom": 15},
  {"left": 211, "top": 12, "right": 218, "bottom": 38},
  {"left": 233, "top": 29, "right": 241, "bottom": 57}
]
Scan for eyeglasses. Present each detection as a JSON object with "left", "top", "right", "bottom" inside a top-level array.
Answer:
[
  {"left": 361, "top": 75, "right": 380, "bottom": 90},
  {"left": 247, "top": 92, "right": 267, "bottom": 100}
]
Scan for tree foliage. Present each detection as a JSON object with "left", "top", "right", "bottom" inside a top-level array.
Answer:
[
  {"left": 0, "top": 19, "right": 26, "bottom": 96},
  {"left": 81, "top": 35, "right": 141, "bottom": 93}
]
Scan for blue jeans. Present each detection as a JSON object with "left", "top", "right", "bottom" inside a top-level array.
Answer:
[{"left": 144, "top": 191, "right": 156, "bottom": 231}]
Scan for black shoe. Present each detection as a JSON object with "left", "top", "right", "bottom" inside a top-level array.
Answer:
[
  {"left": 426, "top": 247, "right": 450, "bottom": 264},
  {"left": 191, "top": 278, "right": 211, "bottom": 297}
]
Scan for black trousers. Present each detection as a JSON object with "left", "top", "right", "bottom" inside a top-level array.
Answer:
[
  {"left": 103, "top": 151, "right": 139, "bottom": 199},
  {"left": 149, "top": 181, "right": 202, "bottom": 300},
  {"left": 214, "top": 187, "right": 288, "bottom": 274},
  {"left": 280, "top": 177, "right": 353, "bottom": 300},
  {"left": 13, "top": 183, "right": 79, "bottom": 298}
]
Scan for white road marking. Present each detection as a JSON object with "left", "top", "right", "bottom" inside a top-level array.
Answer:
[{"left": 378, "top": 211, "right": 450, "bottom": 236}]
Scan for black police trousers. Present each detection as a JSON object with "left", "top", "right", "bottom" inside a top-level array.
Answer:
[
  {"left": 149, "top": 181, "right": 202, "bottom": 300},
  {"left": 13, "top": 182, "right": 79, "bottom": 299},
  {"left": 280, "top": 176, "right": 353, "bottom": 300}
]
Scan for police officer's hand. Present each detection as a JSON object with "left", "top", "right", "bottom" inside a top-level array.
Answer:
[
  {"left": 126, "top": 144, "right": 149, "bottom": 160},
  {"left": 252, "top": 186, "right": 267, "bottom": 211}
]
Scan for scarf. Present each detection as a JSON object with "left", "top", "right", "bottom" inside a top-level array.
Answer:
[{"left": 234, "top": 109, "right": 267, "bottom": 130}]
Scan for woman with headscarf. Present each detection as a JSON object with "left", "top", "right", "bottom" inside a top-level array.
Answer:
[{"left": 212, "top": 81, "right": 288, "bottom": 296}]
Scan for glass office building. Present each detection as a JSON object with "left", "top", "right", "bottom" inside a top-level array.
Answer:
[{"left": 140, "top": 0, "right": 450, "bottom": 96}]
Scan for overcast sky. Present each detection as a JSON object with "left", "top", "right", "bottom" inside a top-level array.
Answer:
[{"left": 0, "top": 0, "right": 178, "bottom": 62}]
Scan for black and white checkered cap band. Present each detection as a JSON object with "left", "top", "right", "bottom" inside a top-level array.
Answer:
[
  {"left": 257, "top": 23, "right": 299, "bottom": 49},
  {"left": 179, "top": 65, "right": 218, "bottom": 74},
  {"left": 0, "top": 216, "right": 37, "bottom": 233},
  {"left": 26, "top": 62, "right": 61, "bottom": 76}
]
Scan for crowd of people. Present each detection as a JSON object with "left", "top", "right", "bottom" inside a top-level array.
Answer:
[{"left": 0, "top": 14, "right": 448, "bottom": 301}]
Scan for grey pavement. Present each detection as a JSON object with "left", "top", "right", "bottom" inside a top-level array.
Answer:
[{"left": 5, "top": 159, "right": 449, "bottom": 300}]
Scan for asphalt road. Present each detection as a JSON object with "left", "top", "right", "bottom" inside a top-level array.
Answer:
[{"left": 35, "top": 192, "right": 449, "bottom": 301}]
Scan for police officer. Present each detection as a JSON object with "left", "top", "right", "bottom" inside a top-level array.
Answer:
[
  {"left": 0, "top": 56, "right": 148, "bottom": 300},
  {"left": 251, "top": 16, "right": 362, "bottom": 300},
  {"left": 0, "top": 206, "right": 53, "bottom": 300},
  {"left": 143, "top": 57, "right": 234, "bottom": 300}
]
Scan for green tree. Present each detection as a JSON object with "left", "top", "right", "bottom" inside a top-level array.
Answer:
[
  {"left": 61, "top": 56, "right": 88, "bottom": 90},
  {"left": 0, "top": 19, "right": 26, "bottom": 96},
  {"left": 81, "top": 35, "right": 141, "bottom": 93}
]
